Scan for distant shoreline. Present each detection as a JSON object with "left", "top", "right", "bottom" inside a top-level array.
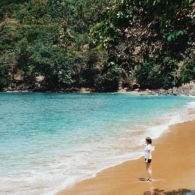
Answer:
[{"left": 1, "top": 83, "right": 195, "bottom": 97}]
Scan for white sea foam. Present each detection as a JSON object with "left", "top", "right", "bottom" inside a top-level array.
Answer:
[
  {"left": 1, "top": 96, "right": 195, "bottom": 195},
  {"left": 186, "top": 101, "right": 195, "bottom": 108},
  {"left": 51, "top": 101, "right": 195, "bottom": 195},
  {"left": 48, "top": 102, "right": 195, "bottom": 194},
  {"left": 145, "top": 101, "right": 195, "bottom": 139}
]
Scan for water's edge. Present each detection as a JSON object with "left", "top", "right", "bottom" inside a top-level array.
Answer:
[
  {"left": 1, "top": 94, "right": 195, "bottom": 195},
  {"left": 56, "top": 102, "right": 195, "bottom": 195}
]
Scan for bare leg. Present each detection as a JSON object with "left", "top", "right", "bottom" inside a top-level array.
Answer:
[
  {"left": 148, "top": 163, "right": 152, "bottom": 179},
  {"left": 145, "top": 162, "right": 152, "bottom": 180}
]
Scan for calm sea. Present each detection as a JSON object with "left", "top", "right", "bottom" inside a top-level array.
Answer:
[{"left": 0, "top": 93, "right": 195, "bottom": 194}]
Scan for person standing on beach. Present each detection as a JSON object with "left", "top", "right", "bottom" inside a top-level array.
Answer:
[{"left": 144, "top": 137, "right": 154, "bottom": 181}]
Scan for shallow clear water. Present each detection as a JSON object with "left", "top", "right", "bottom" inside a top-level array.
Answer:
[{"left": 0, "top": 93, "right": 195, "bottom": 194}]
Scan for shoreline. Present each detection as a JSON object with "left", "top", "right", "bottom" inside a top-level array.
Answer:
[
  {"left": 1, "top": 90, "right": 195, "bottom": 97},
  {"left": 58, "top": 120, "right": 195, "bottom": 195},
  {"left": 0, "top": 93, "right": 194, "bottom": 194},
  {"left": 1, "top": 80, "right": 195, "bottom": 96}
]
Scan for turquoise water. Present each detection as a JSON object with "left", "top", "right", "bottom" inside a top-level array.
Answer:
[{"left": 0, "top": 93, "right": 195, "bottom": 194}]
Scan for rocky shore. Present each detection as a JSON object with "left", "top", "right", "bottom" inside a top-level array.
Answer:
[
  {"left": 132, "top": 81, "right": 195, "bottom": 96},
  {"left": 2, "top": 81, "right": 195, "bottom": 96}
]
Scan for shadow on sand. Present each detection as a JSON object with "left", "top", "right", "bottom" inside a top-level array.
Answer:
[{"left": 143, "top": 188, "right": 195, "bottom": 195}]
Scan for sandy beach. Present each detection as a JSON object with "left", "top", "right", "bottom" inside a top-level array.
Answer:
[{"left": 59, "top": 120, "right": 195, "bottom": 195}]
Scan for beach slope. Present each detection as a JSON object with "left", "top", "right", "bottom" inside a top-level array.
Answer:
[{"left": 59, "top": 120, "right": 195, "bottom": 195}]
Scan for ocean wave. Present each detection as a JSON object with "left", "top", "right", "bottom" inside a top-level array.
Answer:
[{"left": 0, "top": 94, "right": 195, "bottom": 195}]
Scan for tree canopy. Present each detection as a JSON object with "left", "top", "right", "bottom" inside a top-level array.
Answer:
[{"left": 0, "top": 0, "right": 194, "bottom": 91}]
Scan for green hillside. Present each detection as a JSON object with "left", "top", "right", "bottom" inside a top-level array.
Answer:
[{"left": 0, "top": 0, "right": 194, "bottom": 91}]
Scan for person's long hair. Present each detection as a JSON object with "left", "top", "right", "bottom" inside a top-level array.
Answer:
[{"left": 146, "top": 137, "right": 152, "bottom": 144}]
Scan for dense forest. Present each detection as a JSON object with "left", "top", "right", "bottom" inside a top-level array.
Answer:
[{"left": 0, "top": 0, "right": 194, "bottom": 92}]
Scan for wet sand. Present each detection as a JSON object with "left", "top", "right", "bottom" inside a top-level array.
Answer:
[{"left": 58, "top": 120, "right": 195, "bottom": 195}]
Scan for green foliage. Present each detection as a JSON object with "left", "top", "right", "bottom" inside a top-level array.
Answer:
[
  {"left": 0, "top": 0, "right": 111, "bottom": 91},
  {"left": 0, "top": 0, "right": 194, "bottom": 91},
  {"left": 94, "top": 61, "right": 122, "bottom": 91},
  {"left": 91, "top": 0, "right": 194, "bottom": 89},
  {"left": 0, "top": 62, "right": 9, "bottom": 89},
  {"left": 167, "top": 30, "right": 186, "bottom": 42},
  {"left": 180, "top": 62, "right": 195, "bottom": 83},
  {"left": 30, "top": 43, "right": 74, "bottom": 88},
  {"left": 136, "top": 57, "right": 179, "bottom": 89}
]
